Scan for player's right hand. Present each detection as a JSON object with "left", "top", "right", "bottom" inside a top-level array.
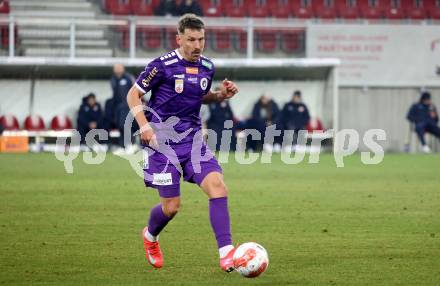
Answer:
[{"left": 140, "top": 127, "right": 158, "bottom": 149}]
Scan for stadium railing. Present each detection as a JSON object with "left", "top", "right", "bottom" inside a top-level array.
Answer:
[{"left": 0, "top": 15, "right": 307, "bottom": 60}]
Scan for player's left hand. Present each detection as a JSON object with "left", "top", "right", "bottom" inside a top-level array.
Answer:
[{"left": 220, "top": 78, "right": 238, "bottom": 100}]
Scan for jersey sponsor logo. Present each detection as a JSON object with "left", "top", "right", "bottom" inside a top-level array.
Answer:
[
  {"left": 186, "top": 67, "right": 198, "bottom": 74},
  {"left": 175, "top": 79, "right": 184, "bottom": 93},
  {"left": 202, "top": 60, "right": 212, "bottom": 70},
  {"left": 200, "top": 78, "right": 208, "bottom": 90},
  {"left": 164, "top": 58, "right": 178, "bottom": 66},
  {"left": 188, "top": 77, "right": 198, "bottom": 83},
  {"left": 298, "top": 106, "right": 305, "bottom": 112},
  {"left": 153, "top": 173, "right": 172, "bottom": 186},
  {"left": 173, "top": 74, "right": 185, "bottom": 79},
  {"left": 141, "top": 66, "right": 158, "bottom": 87}
]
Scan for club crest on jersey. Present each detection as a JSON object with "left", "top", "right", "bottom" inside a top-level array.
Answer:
[
  {"left": 186, "top": 67, "right": 198, "bottom": 74},
  {"left": 200, "top": 78, "right": 208, "bottom": 90},
  {"left": 175, "top": 79, "right": 184, "bottom": 93}
]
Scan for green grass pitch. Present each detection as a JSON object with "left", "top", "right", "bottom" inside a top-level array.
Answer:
[{"left": 1, "top": 153, "right": 439, "bottom": 285}]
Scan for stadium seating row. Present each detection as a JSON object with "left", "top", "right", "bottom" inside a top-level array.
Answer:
[
  {"left": 0, "top": 1, "right": 11, "bottom": 49},
  {"left": 103, "top": 0, "right": 440, "bottom": 20},
  {"left": 0, "top": 1, "right": 18, "bottom": 50},
  {"left": 0, "top": 114, "right": 73, "bottom": 131},
  {"left": 117, "top": 27, "right": 304, "bottom": 53}
]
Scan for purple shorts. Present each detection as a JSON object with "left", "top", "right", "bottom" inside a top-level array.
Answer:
[{"left": 143, "top": 142, "right": 222, "bottom": 198}]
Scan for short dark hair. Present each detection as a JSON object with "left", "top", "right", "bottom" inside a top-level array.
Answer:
[
  {"left": 293, "top": 90, "right": 301, "bottom": 97},
  {"left": 177, "top": 13, "right": 205, "bottom": 34},
  {"left": 420, "top": 91, "right": 431, "bottom": 102}
]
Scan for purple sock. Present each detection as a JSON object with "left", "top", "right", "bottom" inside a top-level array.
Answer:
[
  {"left": 148, "top": 204, "right": 173, "bottom": 236},
  {"left": 209, "top": 197, "right": 232, "bottom": 248}
]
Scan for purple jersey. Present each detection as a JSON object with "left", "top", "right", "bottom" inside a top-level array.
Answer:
[{"left": 135, "top": 49, "right": 215, "bottom": 145}]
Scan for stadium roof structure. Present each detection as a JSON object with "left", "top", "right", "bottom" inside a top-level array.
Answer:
[{"left": 0, "top": 57, "right": 340, "bottom": 80}]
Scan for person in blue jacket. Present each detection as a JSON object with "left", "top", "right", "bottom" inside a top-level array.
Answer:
[
  {"left": 281, "top": 90, "right": 310, "bottom": 132},
  {"left": 247, "top": 94, "right": 280, "bottom": 151},
  {"left": 77, "top": 93, "right": 104, "bottom": 144},
  {"left": 110, "top": 64, "right": 137, "bottom": 151},
  {"left": 280, "top": 90, "right": 310, "bottom": 147},
  {"left": 207, "top": 91, "right": 236, "bottom": 151},
  {"left": 407, "top": 91, "right": 440, "bottom": 153}
]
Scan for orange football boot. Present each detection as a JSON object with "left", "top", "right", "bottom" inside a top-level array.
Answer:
[
  {"left": 219, "top": 246, "right": 237, "bottom": 272},
  {"left": 142, "top": 227, "right": 163, "bottom": 268}
]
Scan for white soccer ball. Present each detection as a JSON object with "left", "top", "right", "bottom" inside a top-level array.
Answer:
[{"left": 233, "top": 242, "right": 269, "bottom": 278}]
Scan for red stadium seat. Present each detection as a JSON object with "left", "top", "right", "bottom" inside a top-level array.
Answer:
[
  {"left": 0, "top": 0, "right": 10, "bottom": 14},
  {"left": 233, "top": 28, "right": 247, "bottom": 53},
  {"left": 335, "top": 0, "right": 359, "bottom": 19},
  {"left": 247, "top": 0, "right": 270, "bottom": 18},
  {"left": 0, "top": 114, "right": 20, "bottom": 130},
  {"left": 292, "top": 1, "right": 314, "bottom": 19},
  {"left": 384, "top": 0, "right": 406, "bottom": 19},
  {"left": 313, "top": 0, "right": 337, "bottom": 19},
  {"left": 426, "top": 0, "right": 440, "bottom": 19},
  {"left": 209, "top": 28, "right": 232, "bottom": 52},
  {"left": 131, "top": 0, "right": 158, "bottom": 16},
  {"left": 359, "top": 0, "right": 385, "bottom": 19},
  {"left": 268, "top": 0, "right": 292, "bottom": 18},
  {"left": 50, "top": 115, "right": 73, "bottom": 131},
  {"left": 117, "top": 26, "right": 130, "bottom": 50},
  {"left": 201, "top": 0, "right": 224, "bottom": 17},
  {"left": 256, "top": 29, "right": 278, "bottom": 53},
  {"left": 0, "top": 23, "right": 17, "bottom": 49},
  {"left": 0, "top": 24, "right": 7, "bottom": 48},
  {"left": 280, "top": 29, "right": 304, "bottom": 53},
  {"left": 165, "top": 28, "right": 179, "bottom": 50},
  {"left": 402, "top": 0, "right": 427, "bottom": 19},
  {"left": 306, "top": 117, "right": 324, "bottom": 133},
  {"left": 105, "top": 0, "right": 132, "bottom": 15},
  {"left": 24, "top": 115, "right": 45, "bottom": 131},
  {"left": 224, "top": 0, "right": 247, "bottom": 17},
  {"left": 138, "top": 27, "right": 162, "bottom": 50}
]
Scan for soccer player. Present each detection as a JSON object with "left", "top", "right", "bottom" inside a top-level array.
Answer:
[{"left": 126, "top": 14, "right": 239, "bottom": 272}]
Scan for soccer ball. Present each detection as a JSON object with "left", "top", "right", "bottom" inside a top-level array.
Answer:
[{"left": 233, "top": 242, "right": 269, "bottom": 278}]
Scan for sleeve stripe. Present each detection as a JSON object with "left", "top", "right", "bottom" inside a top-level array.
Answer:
[{"left": 135, "top": 82, "right": 146, "bottom": 94}]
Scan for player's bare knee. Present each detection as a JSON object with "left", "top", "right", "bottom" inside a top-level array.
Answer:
[
  {"left": 163, "top": 198, "right": 180, "bottom": 217},
  {"left": 209, "top": 178, "right": 228, "bottom": 198}
]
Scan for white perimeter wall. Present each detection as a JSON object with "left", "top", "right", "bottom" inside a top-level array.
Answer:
[
  {"left": 2, "top": 79, "right": 439, "bottom": 152},
  {"left": 0, "top": 79, "right": 326, "bottom": 125}
]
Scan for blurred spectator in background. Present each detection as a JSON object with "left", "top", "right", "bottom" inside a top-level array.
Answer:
[
  {"left": 154, "top": 0, "right": 180, "bottom": 16},
  {"left": 407, "top": 91, "right": 440, "bottom": 153},
  {"left": 280, "top": 90, "right": 310, "bottom": 149},
  {"left": 0, "top": 106, "right": 3, "bottom": 135},
  {"left": 106, "top": 63, "right": 132, "bottom": 131},
  {"left": 108, "top": 63, "right": 137, "bottom": 154},
  {"left": 207, "top": 87, "right": 236, "bottom": 151},
  {"left": 243, "top": 94, "right": 280, "bottom": 151},
  {"left": 77, "top": 93, "right": 104, "bottom": 147},
  {"left": 177, "top": 0, "right": 203, "bottom": 16}
]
